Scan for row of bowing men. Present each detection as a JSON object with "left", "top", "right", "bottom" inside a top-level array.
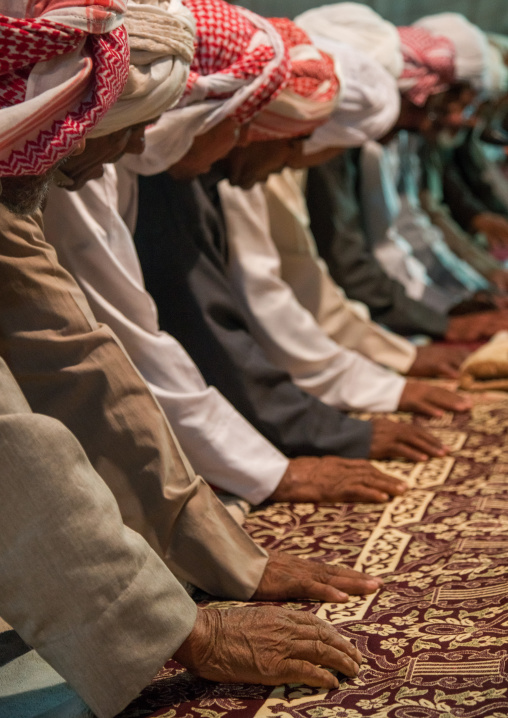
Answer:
[{"left": 1, "top": 0, "right": 508, "bottom": 716}]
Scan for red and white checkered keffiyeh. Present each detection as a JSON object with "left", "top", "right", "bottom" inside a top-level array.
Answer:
[
  {"left": 397, "top": 26, "right": 456, "bottom": 107},
  {"left": 0, "top": 0, "right": 129, "bottom": 176},
  {"left": 248, "top": 18, "right": 340, "bottom": 141},
  {"left": 122, "top": 0, "right": 293, "bottom": 174},
  {"left": 182, "top": 0, "right": 290, "bottom": 125}
]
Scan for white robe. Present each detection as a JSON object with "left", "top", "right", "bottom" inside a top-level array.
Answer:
[
  {"left": 219, "top": 176, "right": 407, "bottom": 413},
  {"left": 263, "top": 168, "right": 417, "bottom": 373},
  {"left": 43, "top": 164, "right": 288, "bottom": 506}
]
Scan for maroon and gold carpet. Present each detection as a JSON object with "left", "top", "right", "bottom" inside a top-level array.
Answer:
[{"left": 120, "top": 389, "right": 508, "bottom": 718}]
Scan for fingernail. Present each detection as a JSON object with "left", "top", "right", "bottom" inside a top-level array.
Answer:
[
  {"left": 380, "top": 493, "right": 389, "bottom": 501},
  {"left": 366, "top": 580, "right": 380, "bottom": 590}
]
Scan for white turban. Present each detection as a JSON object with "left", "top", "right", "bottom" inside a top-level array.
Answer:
[
  {"left": 303, "top": 41, "right": 400, "bottom": 153},
  {"left": 295, "top": 3, "right": 403, "bottom": 79},
  {"left": 414, "top": 13, "right": 490, "bottom": 93},
  {"left": 90, "top": 0, "right": 195, "bottom": 137},
  {"left": 487, "top": 35, "right": 508, "bottom": 95}
]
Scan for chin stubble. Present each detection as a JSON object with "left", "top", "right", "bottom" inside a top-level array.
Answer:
[{"left": 0, "top": 159, "right": 68, "bottom": 216}]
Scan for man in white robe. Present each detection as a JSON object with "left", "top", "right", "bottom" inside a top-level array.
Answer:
[
  {"left": 44, "top": 0, "right": 408, "bottom": 505},
  {"left": 216, "top": 41, "right": 472, "bottom": 413}
]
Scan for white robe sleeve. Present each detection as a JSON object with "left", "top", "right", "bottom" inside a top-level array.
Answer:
[
  {"left": 263, "top": 168, "right": 417, "bottom": 374},
  {"left": 43, "top": 165, "right": 288, "bottom": 506},
  {"left": 219, "top": 178, "right": 406, "bottom": 413}
]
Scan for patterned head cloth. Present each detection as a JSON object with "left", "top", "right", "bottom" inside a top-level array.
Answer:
[
  {"left": 182, "top": 0, "right": 290, "bottom": 125},
  {"left": 247, "top": 18, "right": 340, "bottom": 142},
  {"left": 90, "top": 0, "right": 196, "bottom": 137},
  {"left": 0, "top": 1, "right": 129, "bottom": 176},
  {"left": 414, "top": 14, "right": 489, "bottom": 94},
  {"left": 123, "top": 0, "right": 292, "bottom": 174},
  {"left": 295, "top": 3, "right": 404, "bottom": 80},
  {"left": 397, "top": 26, "right": 456, "bottom": 107}
]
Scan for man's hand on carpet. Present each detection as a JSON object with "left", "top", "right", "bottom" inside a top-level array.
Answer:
[
  {"left": 398, "top": 382, "right": 471, "bottom": 417},
  {"left": 253, "top": 550, "right": 383, "bottom": 603},
  {"left": 270, "top": 456, "right": 407, "bottom": 504},
  {"left": 407, "top": 345, "right": 470, "bottom": 379},
  {"left": 489, "top": 269, "right": 508, "bottom": 294},
  {"left": 174, "top": 606, "right": 362, "bottom": 689},
  {"left": 369, "top": 417, "right": 447, "bottom": 462},
  {"left": 471, "top": 212, "right": 508, "bottom": 249},
  {"left": 446, "top": 311, "right": 508, "bottom": 342}
]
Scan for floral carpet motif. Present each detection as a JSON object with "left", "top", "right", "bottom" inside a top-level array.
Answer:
[{"left": 119, "top": 390, "right": 508, "bottom": 718}]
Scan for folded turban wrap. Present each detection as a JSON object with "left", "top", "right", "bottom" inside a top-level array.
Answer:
[
  {"left": 397, "top": 26, "right": 456, "bottom": 107},
  {"left": 414, "top": 13, "right": 491, "bottom": 94},
  {"left": 487, "top": 35, "right": 508, "bottom": 96},
  {"left": 295, "top": 3, "right": 403, "bottom": 80},
  {"left": 90, "top": 0, "right": 196, "bottom": 137},
  {"left": 247, "top": 18, "right": 340, "bottom": 142},
  {"left": 301, "top": 41, "right": 400, "bottom": 153},
  {"left": 0, "top": 0, "right": 129, "bottom": 175},
  {"left": 123, "top": 0, "right": 294, "bottom": 174},
  {"left": 291, "top": 5, "right": 399, "bottom": 152}
]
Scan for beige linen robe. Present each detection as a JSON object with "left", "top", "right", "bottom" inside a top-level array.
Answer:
[
  {"left": 0, "top": 203, "right": 267, "bottom": 599},
  {"left": 0, "top": 358, "right": 201, "bottom": 718}
]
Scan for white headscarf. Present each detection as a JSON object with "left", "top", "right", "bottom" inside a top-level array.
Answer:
[
  {"left": 295, "top": 2, "right": 403, "bottom": 79},
  {"left": 303, "top": 40, "right": 400, "bottom": 153},
  {"left": 90, "top": 0, "right": 195, "bottom": 137},
  {"left": 487, "top": 35, "right": 508, "bottom": 95},
  {"left": 414, "top": 13, "right": 490, "bottom": 93}
]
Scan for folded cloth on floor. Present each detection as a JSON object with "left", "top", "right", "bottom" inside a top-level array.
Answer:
[{"left": 460, "top": 330, "right": 508, "bottom": 390}]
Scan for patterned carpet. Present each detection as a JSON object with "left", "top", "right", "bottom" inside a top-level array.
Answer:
[{"left": 120, "top": 388, "right": 508, "bottom": 718}]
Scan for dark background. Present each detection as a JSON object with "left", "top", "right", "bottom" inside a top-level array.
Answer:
[{"left": 232, "top": 1, "right": 507, "bottom": 34}]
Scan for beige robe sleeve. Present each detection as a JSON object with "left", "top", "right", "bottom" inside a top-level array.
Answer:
[
  {"left": 0, "top": 358, "right": 196, "bottom": 718},
  {"left": 264, "top": 169, "right": 417, "bottom": 375},
  {"left": 0, "top": 204, "right": 268, "bottom": 602}
]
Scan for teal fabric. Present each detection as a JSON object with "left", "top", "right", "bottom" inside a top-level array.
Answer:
[
  {"left": 233, "top": 0, "right": 508, "bottom": 33},
  {"left": 0, "top": 640, "right": 90, "bottom": 718}
]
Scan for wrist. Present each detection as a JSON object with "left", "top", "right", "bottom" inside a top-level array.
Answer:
[{"left": 173, "top": 608, "right": 221, "bottom": 671}]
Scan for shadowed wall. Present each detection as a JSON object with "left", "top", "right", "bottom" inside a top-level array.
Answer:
[{"left": 233, "top": 0, "right": 507, "bottom": 34}]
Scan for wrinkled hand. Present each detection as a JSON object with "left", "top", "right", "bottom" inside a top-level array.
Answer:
[
  {"left": 398, "top": 382, "right": 471, "bottom": 417},
  {"left": 472, "top": 212, "right": 508, "bottom": 249},
  {"left": 253, "top": 550, "right": 383, "bottom": 603},
  {"left": 446, "top": 311, "right": 508, "bottom": 342},
  {"left": 174, "top": 606, "right": 362, "bottom": 689},
  {"left": 369, "top": 417, "right": 447, "bottom": 462},
  {"left": 271, "top": 456, "right": 407, "bottom": 504},
  {"left": 407, "top": 345, "right": 470, "bottom": 379}
]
